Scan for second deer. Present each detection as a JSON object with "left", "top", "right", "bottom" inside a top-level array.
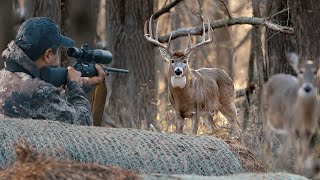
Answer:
[
  {"left": 144, "top": 16, "right": 240, "bottom": 135},
  {"left": 262, "top": 52, "right": 319, "bottom": 172}
]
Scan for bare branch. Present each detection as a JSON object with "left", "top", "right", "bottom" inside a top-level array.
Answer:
[
  {"left": 153, "top": 0, "right": 184, "bottom": 19},
  {"left": 218, "top": 0, "right": 232, "bottom": 19},
  {"left": 158, "top": 17, "right": 294, "bottom": 42}
]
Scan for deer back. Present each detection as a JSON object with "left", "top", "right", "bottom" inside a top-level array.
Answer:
[
  {"left": 263, "top": 74, "right": 299, "bottom": 129},
  {"left": 195, "top": 68, "right": 235, "bottom": 106}
]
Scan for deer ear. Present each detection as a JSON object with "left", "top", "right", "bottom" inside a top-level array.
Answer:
[
  {"left": 159, "top": 47, "right": 170, "bottom": 62},
  {"left": 286, "top": 52, "right": 300, "bottom": 73}
]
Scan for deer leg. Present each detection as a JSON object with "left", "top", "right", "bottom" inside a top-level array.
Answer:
[
  {"left": 262, "top": 102, "right": 273, "bottom": 165},
  {"left": 278, "top": 134, "right": 292, "bottom": 171},
  {"left": 302, "top": 130, "right": 315, "bottom": 160},
  {"left": 175, "top": 115, "right": 184, "bottom": 134},
  {"left": 264, "top": 126, "right": 274, "bottom": 165},
  {"left": 220, "top": 103, "right": 242, "bottom": 137},
  {"left": 191, "top": 115, "right": 200, "bottom": 135},
  {"left": 204, "top": 113, "right": 215, "bottom": 134},
  {"left": 291, "top": 130, "right": 314, "bottom": 173},
  {"left": 294, "top": 136, "right": 303, "bottom": 174}
]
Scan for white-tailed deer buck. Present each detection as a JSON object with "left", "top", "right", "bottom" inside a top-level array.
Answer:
[
  {"left": 144, "top": 16, "right": 240, "bottom": 135},
  {"left": 262, "top": 52, "right": 319, "bottom": 172}
]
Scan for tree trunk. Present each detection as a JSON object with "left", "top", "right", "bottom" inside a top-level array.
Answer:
[
  {"left": 0, "top": 0, "right": 13, "bottom": 68},
  {"left": 242, "top": 29, "right": 254, "bottom": 131},
  {"left": 61, "top": 0, "right": 99, "bottom": 67},
  {"left": 63, "top": 0, "right": 99, "bottom": 48},
  {"left": 24, "top": 0, "right": 61, "bottom": 25},
  {"left": 214, "top": 0, "right": 234, "bottom": 78},
  {"left": 252, "top": 0, "right": 264, "bottom": 125},
  {"left": 265, "top": 0, "right": 320, "bottom": 76},
  {"left": 105, "top": 0, "right": 156, "bottom": 129}
]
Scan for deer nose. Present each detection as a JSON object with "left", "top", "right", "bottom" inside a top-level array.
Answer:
[
  {"left": 175, "top": 69, "right": 182, "bottom": 76},
  {"left": 304, "top": 85, "right": 312, "bottom": 93}
]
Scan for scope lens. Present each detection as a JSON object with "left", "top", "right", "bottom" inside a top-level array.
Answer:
[{"left": 67, "top": 47, "right": 81, "bottom": 58}]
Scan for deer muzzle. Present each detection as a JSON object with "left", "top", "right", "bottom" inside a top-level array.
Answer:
[
  {"left": 174, "top": 67, "right": 183, "bottom": 77},
  {"left": 298, "top": 83, "right": 316, "bottom": 97}
]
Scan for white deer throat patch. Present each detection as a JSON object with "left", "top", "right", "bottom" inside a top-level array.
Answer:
[{"left": 171, "top": 76, "right": 186, "bottom": 88}]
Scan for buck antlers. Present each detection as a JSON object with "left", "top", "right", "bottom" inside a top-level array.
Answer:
[
  {"left": 144, "top": 15, "right": 213, "bottom": 57},
  {"left": 144, "top": 15, "right": 240, "bottom": 136}
]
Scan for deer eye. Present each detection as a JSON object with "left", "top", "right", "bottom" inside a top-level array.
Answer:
[
  {"left": 183, "top": 60, "right": 187, "bottom": 63},
  {"left": 171, "top": 60, "right": 175, "bottom": 64}
]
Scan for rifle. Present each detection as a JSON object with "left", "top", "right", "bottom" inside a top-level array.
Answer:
[{"left": 39, "top": 44, "right": 128, "bottom": 87}]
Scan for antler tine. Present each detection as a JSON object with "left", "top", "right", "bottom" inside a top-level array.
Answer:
[
  {"left": 155, "top": 20, "right": 159, "bottom": 40},
  {"left": 149, "top": 15, "right": 154, "bottom": 39},
  {"left": 187, "top": 33, "right": 192, "bottom": 48},
  {"left": 207, "top": 18, "right": 213, "bottom": 41},
  {"left": 144, "top": 20, "right": 148, "bottom": 36},
  {"left": 184, "top": 19, "right": 213, "bottom": 55},
  {"left": 184, "top": 33, "right": 192, "bottom": 53},
  {"left": 167, "top": 33, "right": 173, "bottom": 54},
  {"left": 144, "top": 15, "right": 174, "bottom": 55},
  {"left": 202, "top": 22, "right": 206, "bottom": 41}
]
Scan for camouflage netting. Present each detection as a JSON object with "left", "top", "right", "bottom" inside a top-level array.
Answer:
[
  {"left": 0, "top": 118, "right": 246, "bottom": 176},
  {"left": 142, "top": 173, "right": 309, "bottom": 180},
  {"left": 0, "top": 134, "right": 309, "bottom": 180}
]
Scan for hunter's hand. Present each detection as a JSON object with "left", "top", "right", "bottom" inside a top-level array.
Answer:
[
  {"left": 67, "top": 66, "right": 83, "bottom": 86},
  {"left": 86, "top": 64, "right": 107, "bottom": 86}
]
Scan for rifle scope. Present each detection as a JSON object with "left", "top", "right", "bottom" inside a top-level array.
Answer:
[{"left": 67, "top": 44, "right": 112, "bottom": 65}]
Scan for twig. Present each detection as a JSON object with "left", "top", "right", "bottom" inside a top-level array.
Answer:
[
  {"left": 158, "top": 17, "right": 294, "bottom": 42},
  {"left": 191, "top": 0, "right": 204, "bottom": 22},
  {"left": 218, "top": 0, "right": 232, "bottom": 19},
  {"left": 153, "top": 0, "right": 184, "bottom": 19},
  {"left": 266, "top": 31, "right": 280, "bottom": 42},
  {"left": 268, "top": 8, "right": 290, "bottom": 20}
]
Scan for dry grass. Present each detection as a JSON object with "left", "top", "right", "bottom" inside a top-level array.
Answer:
[
  {"left": 224, "top": 138, "right": 270, "bottom": 173},
  {"left": 0, "top": 142, "right": 138, "bottom": 180}
]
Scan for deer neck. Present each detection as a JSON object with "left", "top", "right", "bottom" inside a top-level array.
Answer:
[
  {"left": 293, "top": 92, "right": 318, "bottom": 123},
  {"left": 295, "top": 94, "right": 318, "bottom": 111}
]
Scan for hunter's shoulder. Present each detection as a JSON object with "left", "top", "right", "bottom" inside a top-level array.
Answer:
[{"left": 0, "top": 69, "right": 57, "bottom": 95}]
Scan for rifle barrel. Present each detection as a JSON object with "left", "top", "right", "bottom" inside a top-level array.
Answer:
[{"left": 104, "top": 67, "right": 129, "bottom": 73}]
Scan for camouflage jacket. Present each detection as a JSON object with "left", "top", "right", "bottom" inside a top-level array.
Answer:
[{"left": 0, "top": 41, "right": 93, "bottom": 125}]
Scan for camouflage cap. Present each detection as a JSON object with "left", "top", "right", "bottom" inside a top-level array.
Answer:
[{"left": 15, "top": 17, "right": 75, "bottom": 61}]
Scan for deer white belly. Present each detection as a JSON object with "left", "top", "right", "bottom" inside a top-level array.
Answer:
[{"left": 171, "top": 76, "right": 186, "bottom": 88}]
